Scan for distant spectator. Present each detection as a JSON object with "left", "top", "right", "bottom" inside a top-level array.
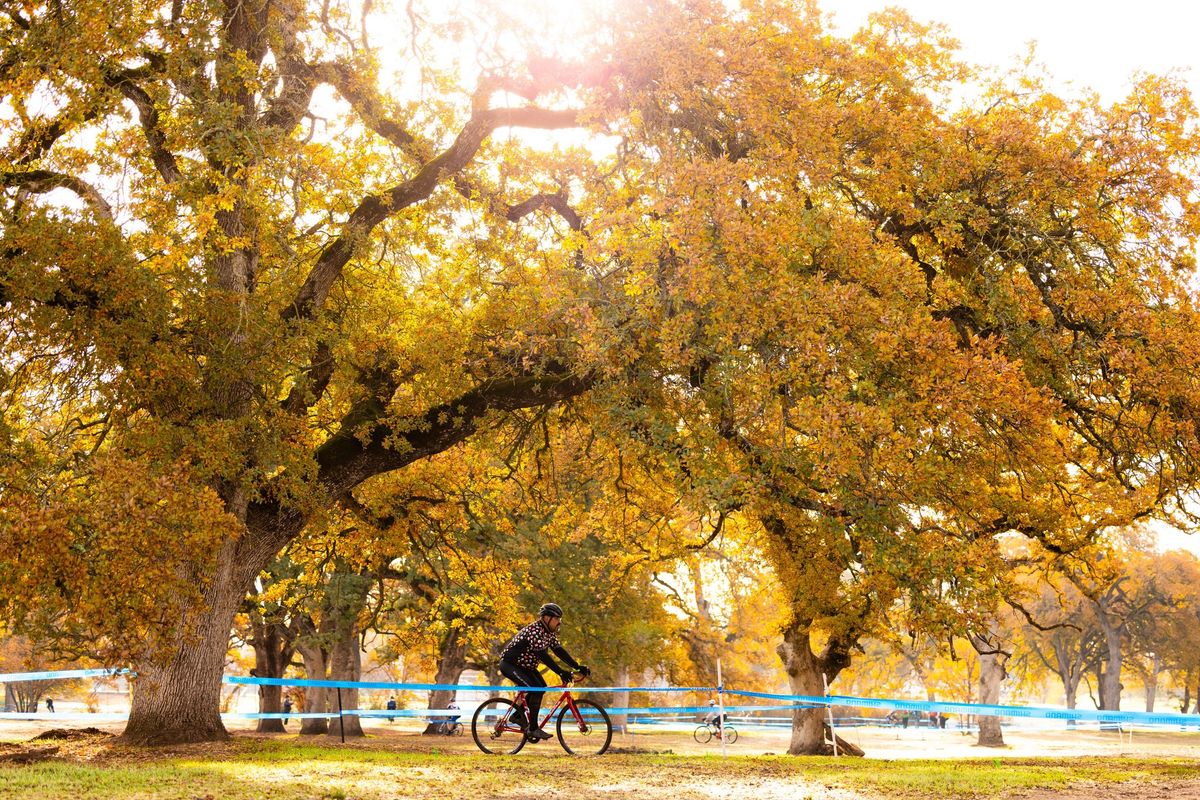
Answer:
[
  {"left": 386, "top": 696, "right": 397, "bottom": 723},
  {"left": 45, "top": 698, "right": 55, "bottom": 713},
  {"left": 282, "top": 696, "right": 293, "bottom": 726},
  {"left": 939, "top": 713, "right": 949, "bottom": 729}
]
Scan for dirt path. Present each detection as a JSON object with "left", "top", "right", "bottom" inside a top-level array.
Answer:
[{"left": 1018, "top": 778, "right": 1200, "bottom": 800}]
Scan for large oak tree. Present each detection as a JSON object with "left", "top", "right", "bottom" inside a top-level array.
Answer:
[
  {"left": 1, "top": 0, "right": 611, "bottom": 744},
  {"left": 577, "top": 0, "right": 1200, "bottom": 752}
]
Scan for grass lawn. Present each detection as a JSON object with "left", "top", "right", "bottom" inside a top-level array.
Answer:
[{"left": 2, "top": 731, "right": 1199, "bottom": 799}]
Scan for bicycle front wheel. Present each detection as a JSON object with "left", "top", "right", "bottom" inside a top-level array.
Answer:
[
  {"left": 557, "top": 699, "right": 612, "bottom": 756},
  {"left": 472, "top": 698, "right": 527, "bottom": 755},
  {"left": 723, "top": 725, "right": 738, "bottom": 744},
  {"left": 694, "top": 724, "right": 713, "bottom": 744}
]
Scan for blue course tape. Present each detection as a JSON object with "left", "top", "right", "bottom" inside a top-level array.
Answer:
[
  {"left": 7, "top": 669, "right": 1200, "bottom": 728},
  {"left": 604, "top": 703, "right": 815, "bottom": 715},
  {"left": 0, "top": 713, "right": 128, "bottom": 720},
  {"left": 827, "top": 694, "right": 1200, "bottom": 727},
  {"left": 726, "top": 689, "right": 1200, "bottom": 727},
  {"left": 224, "top": 676, "right": 709, "bottom": 693},
  {"left": 0, "top": 668, "right": 128, "bottom": 682}
]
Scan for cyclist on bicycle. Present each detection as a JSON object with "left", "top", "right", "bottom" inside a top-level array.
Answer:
[
  {"left": 498, "top": 602, "right": 590, "bottom": 742},
  {"left": 444, "top": 700, "right": 461, "bottom": 734},
  {"left": 704, "top": 699, "right": 727, "bottom": 733}
]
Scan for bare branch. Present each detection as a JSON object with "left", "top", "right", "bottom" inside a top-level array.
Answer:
[
  {"left": 315, "top": 366, "right": 595, "bottom": 499},
  {"left": 282, "top": 340, "right": 335, "bottom": 415},
  {"left": 2, "top": 170, "right": 114, "bottom": 221},
  {"left": 5, "top": 7, "right": 30, "bottom": 29},
  {"left": 683, "top": 510, "right": 729, "bottom": 552},
  {"left": 505, "top": 190, "right": 583, "bottom": 230},
  {"left": 246, "top": 367, "right": 595, "bottom": 554},
  {"left": 260, "top": 1, "right": 320, "bottom": 133},
  {"left": 312, "top": 61, "right": 430, "bottom": 159},
  {"left": 477, "top": 58, "right": 614, "bottom": 106},
  {"left": 104, "top": 74, "right": 182, "bottom": 184},
  {"left": 1005, "top": 597, "right": 1081, "bottom": 633},
  {"left": 10, "top": 102, "right": 105, "bottom": 166},
  {"left": 281, "top": 105, "right": 580, "bottom": 321}
]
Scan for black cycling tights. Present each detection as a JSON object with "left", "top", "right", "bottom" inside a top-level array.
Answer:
[{"left": 499, "top": 661, "right": 547, "bottom": 726}]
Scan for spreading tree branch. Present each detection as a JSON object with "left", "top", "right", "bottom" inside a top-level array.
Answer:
[
  {"left": 1, "top": 170, "right": 113, "bottom": 221},
  {"left": 247, "top": 367, "right": 595, "bottom": 552},
  {"left": 103, "top": 74, "right": 182, "bottom": 184},
  {"left": 505, "top": 190, "right": 583, "bottom": 230},
  {"left": 281, "top": 105, "right": 579, "bottom": 322}
]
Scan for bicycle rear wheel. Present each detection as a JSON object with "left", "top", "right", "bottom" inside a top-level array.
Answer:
[
  {"left": 693, "top": 724, "right": 712, "bottom": 744},
  {"left": 557, "top": 699, "right": 612, "bottom": 756},
  {"left": 472, "top": 698, "right": 527, "bottom": 755},
  {"left": 723, "top": 725, "right": 738, "bottom": 744}
]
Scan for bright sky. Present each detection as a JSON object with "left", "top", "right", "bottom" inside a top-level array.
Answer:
[{"left": 824, "top": 0, "right": 1200, "bottom": 102}]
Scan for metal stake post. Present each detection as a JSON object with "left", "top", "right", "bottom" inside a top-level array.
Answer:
[
  {"left": 337, "top": 687, "right": 345, "bottom": 744},
  {"left": 823, "top": 672, "right": 838, "bottom": 757}
]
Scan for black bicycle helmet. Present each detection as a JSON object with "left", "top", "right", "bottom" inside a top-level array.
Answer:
[{"left": 539, "top": 602, "right": 564, "bottom": 618}]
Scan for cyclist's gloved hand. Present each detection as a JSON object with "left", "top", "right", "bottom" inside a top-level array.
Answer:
[{"left": 575, "top": 665, "right": 591, "bottom": 678}]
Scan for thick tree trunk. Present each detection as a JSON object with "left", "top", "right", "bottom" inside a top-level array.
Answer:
[
  {"left": 777, "top": 620, "right": 854, "bottom": 756},
  {"left": 1143, "top": 654, "right": 1162, "bottom": 712},
  {"left": 1094, "top": 607, "right": 1122, "bottom": 711},
  {"left": 612, "top": 666, "right": 630, "bottom": 734},
  {"left": 251, "top": 619, "right": 294, "bottom": 733},
  {"left": 422, "top": 628, "right": 466, "bottom": 735},
  {"left": 120, "top": 535, "right": 271, "bottom": 745},
  {"left": 1050, "top": 637, "right": 1087, "bottom": 726},
  {"left": 296, "top": 641, "right": 329, "bottom": 735},
  {"left": 482, "top": 663, "right": 503, "bottom": 688},
  {"left": 975, "top": 650, "right": 1006, "bottom": 746},
  {"left": 322, "top": 569, "right": 370, "bottom": 740},
  {"left": 970, "top": 628, "right": 1008, "bottom": 748},
  {"left": 1099, "top": 654, "right": 1122, "bottom": 711},
  {"left": 1063, "top": 676, "right": 1078, "bottom": 709},
  {"left": 326, "top": 624, "right": 364, "bottom": 739},
  {"left": 1063, "top": 671, "right": 1079, "bottom": 727},
  {"left": 255, "top": 682, "right": 286, "bottom": 733}
]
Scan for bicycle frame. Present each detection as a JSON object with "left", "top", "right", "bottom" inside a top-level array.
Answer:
[{"left": 500, "top": 683, "right": 590, "bottom": 734}]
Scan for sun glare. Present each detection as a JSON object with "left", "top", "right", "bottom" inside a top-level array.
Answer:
[{"left": 367, "top": 0, "right": 614, "bottom": 79}]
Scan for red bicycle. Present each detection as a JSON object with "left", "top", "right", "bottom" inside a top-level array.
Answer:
[{"left": 471, "top": 679, "right": 612, "bottom": 756}]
